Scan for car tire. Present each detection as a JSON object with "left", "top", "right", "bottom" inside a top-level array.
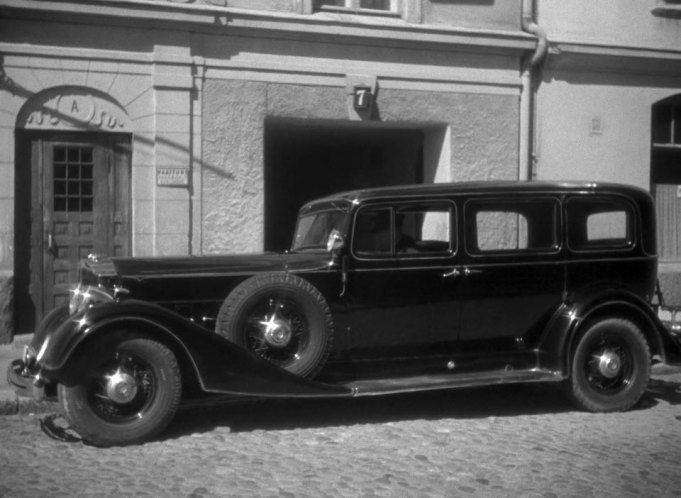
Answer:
[
  {"left": 215, "top": 273, "right": 333, "bottom": 378},
  {"left": 568, "top": 318, "right": 650, "bottom": 412},
  {"left": 58, "top": 334, "right": 182, "bottom": 447}
]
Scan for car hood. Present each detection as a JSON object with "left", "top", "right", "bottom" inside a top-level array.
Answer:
[{"left": 104, "top": 252, "right": 334, "bottom": 279}]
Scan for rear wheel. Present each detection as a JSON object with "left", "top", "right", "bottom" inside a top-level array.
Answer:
[
  {"left": 569, "top": 318, "right": 650, "bottom": 412},
  {"left": 58, "top": 334, "right": 181, "bottom": 446}
]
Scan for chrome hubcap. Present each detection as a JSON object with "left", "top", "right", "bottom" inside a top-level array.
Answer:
[
  {"left": 260, "top": 315, "right": 293, "bottom": 348},
  {"left": 105, "top": 369, "right": 139, "bottom": 404},
  {"left": 595, "top": 350, "right": 622, "bottom": 379}
]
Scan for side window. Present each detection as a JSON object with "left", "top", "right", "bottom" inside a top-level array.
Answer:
[
  {"left": 466, "top": 199, "right": 559, "bottom": 255},
  {"left": 567, "top": 198, "right": 634, "bottom": 250},
  {"left": 353, "top": 207, "right": 392, "bottom": 256},
  {"left": 353, "top": 203, "right": 454, "bottom": 258},
  {"left": 396, "top": 204, "right": 452, "bottom": 255}
]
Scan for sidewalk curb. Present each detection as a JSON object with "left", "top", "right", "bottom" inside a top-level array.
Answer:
[
  {"left": 1, "top": 334, "right": 57, "bottom": 416},
  {"left": 0, "top": 395, "right": 57, "bottom": 416}
]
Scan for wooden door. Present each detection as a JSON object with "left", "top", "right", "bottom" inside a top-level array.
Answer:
[{"left": 32, "top": 133, "right": 131, "bottom": 316}]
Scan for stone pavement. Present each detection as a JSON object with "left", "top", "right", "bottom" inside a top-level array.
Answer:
[{"left": 1, "top": 371, "right": 681, "bottom": 497}]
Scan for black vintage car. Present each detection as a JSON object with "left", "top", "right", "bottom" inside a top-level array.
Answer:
[{"left": 9, "top": 181, "right": 681, "bottom": 446}]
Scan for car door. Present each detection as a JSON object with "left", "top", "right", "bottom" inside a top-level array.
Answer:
[
  {"left": 456, "top": 196, "right": 565, "bottom": 368},
  {"left": 341, "top": 200, "right": 461, "bottom": 362}
]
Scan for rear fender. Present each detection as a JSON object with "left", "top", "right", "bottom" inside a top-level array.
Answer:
[
  {"left": 38, "top": 300, "right": 350, "bottom": 398},
  {"left": 538, "top": 290, "right": 673, "bottom": 375}
]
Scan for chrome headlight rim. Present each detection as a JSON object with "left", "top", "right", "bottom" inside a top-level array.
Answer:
[{"left": 69, "top": 284, "right": 114, "bottom": 315}]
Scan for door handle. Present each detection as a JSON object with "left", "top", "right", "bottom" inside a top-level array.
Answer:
[
  {"left": 47, "top": 232, "right": 57, "bottom": 257},
  {"left": 463, "top": 267, "right": 482, "bottom": 276},
  {"left": 443, "top": 267, "right": 481, "bottom": 278},
  {"left": 442, "top": 268, "right": 461, "bottom": 278}
]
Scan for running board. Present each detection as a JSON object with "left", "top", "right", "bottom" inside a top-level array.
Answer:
[{"left": 345, "top": 369, "right": 564, "bottom": 397}]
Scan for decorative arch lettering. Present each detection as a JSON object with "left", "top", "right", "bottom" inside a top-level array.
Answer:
[{"left": 18, "top": 87, "right": 132, "bottom": 132}]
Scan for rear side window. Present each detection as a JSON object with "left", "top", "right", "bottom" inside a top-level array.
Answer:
[
  {"left": 567, "top": 198, "right": 635, "bottom": 251},
  {"left": 466, "top": 198, "right": 559, "bottom": 255}
]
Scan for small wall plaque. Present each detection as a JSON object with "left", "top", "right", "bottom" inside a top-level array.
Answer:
[{"left": 157, "top": 167, "right": 189, "bottom": 187}]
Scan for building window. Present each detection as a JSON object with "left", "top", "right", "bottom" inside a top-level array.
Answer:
[
  {"left": 651, "top": 96, "right": 681, "bottom": 261},
  {"left": 651, "top": 98, "right": 681, "bottom": 185},
  {"left": 53, "top": 146, "right": 94, "bottom": 213},
  {"left": 314, "top": 0, "right": 399, "bottom": 14}
]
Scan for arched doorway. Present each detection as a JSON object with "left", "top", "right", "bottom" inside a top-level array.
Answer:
[
  {"left": 14, "top": 87, "right": 132, "bottom": 332},
  {"left": 651, "top": 95, "right": 681, "bottom": 262}
]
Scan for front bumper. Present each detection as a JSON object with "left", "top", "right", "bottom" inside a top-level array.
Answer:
[{"left": 7, "top": 359, "right": 46, "bottom": 401}]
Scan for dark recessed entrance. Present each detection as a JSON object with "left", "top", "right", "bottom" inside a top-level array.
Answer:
[{"left": 264, "top": 118, "right": 446, "bottom": 251}]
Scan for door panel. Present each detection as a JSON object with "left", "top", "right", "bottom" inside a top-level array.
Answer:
[
  {"left": 31, "top": 133, "right": 131, "bottom": 317},
  {"left": 342, "top": 201, "right": 460, "bottom": 362},
  {"left": 456, "top": 197, "right": 564, "bottom": 367},
  {"left": 457, "top": 262, "right": 564, "bottom": 353}
]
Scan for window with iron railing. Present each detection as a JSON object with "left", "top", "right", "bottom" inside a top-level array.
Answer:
[{"left": 314, "top": 0, "right": 400, "bottom": 15}]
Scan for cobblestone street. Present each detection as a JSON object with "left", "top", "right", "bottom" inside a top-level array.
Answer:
[{"left": 1, "top": 376, "right": 680, "bottom": 497}]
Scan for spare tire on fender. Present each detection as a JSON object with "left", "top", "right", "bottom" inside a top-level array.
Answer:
[{"left": 215, "top": 273, "right": 334, "bottom": 378}]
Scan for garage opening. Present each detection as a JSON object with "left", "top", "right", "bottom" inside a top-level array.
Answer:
[{"left": 264, "top": 118, "right": 449, "bottom": 251}]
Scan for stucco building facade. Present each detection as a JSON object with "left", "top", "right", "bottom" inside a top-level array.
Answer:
[
  {"left": 534, "top": 0, "right": 681, "bottom": 301},
  {"left": 0, "top": 0, "right": 679, "bottom": 341}
]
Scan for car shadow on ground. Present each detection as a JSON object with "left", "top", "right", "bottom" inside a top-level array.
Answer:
[
  {"left": 643, "top": 377, "right": 681, "bottom": 407},
  {"left": 164, "top": 376, "right": 681, "bottom": 439},
  {"left": 164, "top": 383, "right": 575, "bottom": 439},
  {"left": 38, "top": 377, "right": 681, "bottom": 445}
]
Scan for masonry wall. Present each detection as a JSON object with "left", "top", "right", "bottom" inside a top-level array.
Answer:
[{"left": 201, "top": 79, "right": 520, "bottom": 253}]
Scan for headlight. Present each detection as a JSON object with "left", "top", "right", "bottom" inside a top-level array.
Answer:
[
  {"left": 22, "top": 345, "right": 37, "bottom": 367},
  {"left": 69, "top": 284, "right": 114, "bottom": 315}
]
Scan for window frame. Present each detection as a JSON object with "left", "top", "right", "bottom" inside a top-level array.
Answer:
[
  {"left": 313, "top": 0, "right": 401, "bottom": 16},
  {"left": 464, "top": 197, "right": 562, "bottom": 258},
  {"left": 566, "top": 196, "right": 637, "bottom": 253},
  {"left": 351, "top": 200, "right": 457, "bottom": 261}
]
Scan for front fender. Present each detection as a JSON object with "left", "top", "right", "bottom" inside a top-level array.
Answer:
[{"left": 36, "top": 300, "right": 351, "bottom": 398}]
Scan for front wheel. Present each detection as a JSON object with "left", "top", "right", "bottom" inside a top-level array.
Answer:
[
  {"left": 58, "top": 334, "right": 182, "bottom": 446},
  {"left": 569, "top": 318, "right": 650, "bottom": 412}
]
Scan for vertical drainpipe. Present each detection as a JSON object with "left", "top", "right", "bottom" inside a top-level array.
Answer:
[{"left": 520, "top": 0, "right": 548, "bottom": 180}]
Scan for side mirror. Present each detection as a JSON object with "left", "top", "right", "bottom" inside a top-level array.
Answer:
[{"left": 326, "top": 229, "right": 345, "bottom": 253}]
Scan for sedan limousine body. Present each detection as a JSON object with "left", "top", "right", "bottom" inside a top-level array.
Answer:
[{"left": 9, "top": 181, "right": 681, "bottom": 446}]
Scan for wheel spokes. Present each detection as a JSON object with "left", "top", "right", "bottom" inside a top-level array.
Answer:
[
  {"left": 586, "top": 341, "right": 632, "bottom": 393},
  {"left": 243, "top": 296, "right": 309, "bottom": 366},
  {"left": 88, "top": 351, "right": 156, "bottom": 422}
]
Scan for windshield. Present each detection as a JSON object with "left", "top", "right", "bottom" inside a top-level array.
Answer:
[{"left": 291, "top": 203, "right": 351, "bottom": 252}]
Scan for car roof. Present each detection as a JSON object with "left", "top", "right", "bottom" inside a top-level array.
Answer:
[{"left": 305, "top": 181, "right": 652, "bottom": 207}]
